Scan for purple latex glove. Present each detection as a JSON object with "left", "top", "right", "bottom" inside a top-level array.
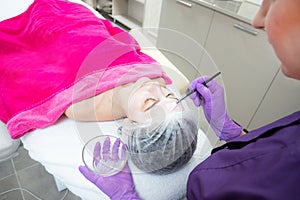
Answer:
[
  {"left": 79, "top": 137, "right": 140, "bottom": 200},
  {"left": 189, "top": 76, "right": 242, "bottom": 140}
]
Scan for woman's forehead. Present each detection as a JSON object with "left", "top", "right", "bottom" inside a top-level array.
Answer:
[{"left": 136, "top": 80, "right": 167, "bottom": 94}]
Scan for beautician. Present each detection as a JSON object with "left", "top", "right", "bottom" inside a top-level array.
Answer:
[{"left": 79, "top": 0, "right": 300, "bottom": 199}]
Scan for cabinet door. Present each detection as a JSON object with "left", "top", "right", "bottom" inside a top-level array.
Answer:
[
  {"left": 156, "top": 0, "right": 214, "bottom": 81},
  {"left": 248, "top": 71, "right": 300, "bottom": 130},
  {"left": 205, "top": 12, "right": 280, "bottom": 129},
  {"left": 143, "top": 0, "right": 163, "bottom": 31}
]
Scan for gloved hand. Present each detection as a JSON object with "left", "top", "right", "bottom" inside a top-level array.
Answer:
[
  {"left": 189, "top": 76, "right": 242, "bottom": 140},
  {"left": 79, "top": 137, "right": 140, "bottom": 200}
]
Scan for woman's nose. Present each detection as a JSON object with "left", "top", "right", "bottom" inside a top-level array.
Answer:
[
  {"left": 252, "top": 17, "right": 265, "bottom": 29},
  {"left": 164, "top": 101, "right": 177, "bottom": 112},
  {"left": 252, "top": 0, "right": 272, "bottom": 29},
  {"left": 252, "top": 10, "right": 266, "bottom": 29},
  {"left": 160, "top": 98, "right": 183, "bottom": 113}
]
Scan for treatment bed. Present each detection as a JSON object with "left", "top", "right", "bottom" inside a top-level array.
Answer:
[{"left": 0, "top": 0, "right": 219, "bottom": 199}]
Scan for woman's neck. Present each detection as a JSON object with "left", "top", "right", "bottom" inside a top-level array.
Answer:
[{"left": 65, "top": 77, "right": 166, "bottom": 122}]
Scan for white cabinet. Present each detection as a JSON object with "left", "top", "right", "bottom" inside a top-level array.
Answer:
[
  {"left": 143, "top": 0, "right": 163, "bottom": 31},
  {"left": 204, "top": 12, "right": 280, "bottom": 129},
  {"left": 156, "top": 0, "right": 214, "bottom": 81},
  {"left": 158, "top": 0, "right": 213, "bottom": 47},
  {"left": 248, "top": 71, "right": 300, "bottom": 130},
  {"left": 90, "top": 0, "right": 163, "bottom": 30},
  {"left": 111, "top": 0, "right": 145, "bottom": 29}
]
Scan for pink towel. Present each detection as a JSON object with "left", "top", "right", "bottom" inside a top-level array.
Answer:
[{"left": 0, "top": 0, "right": 171, "bottom": 139}]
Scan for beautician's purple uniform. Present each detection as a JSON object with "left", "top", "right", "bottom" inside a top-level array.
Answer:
[{"left": 187, "top": 111, "right": 300, "bottom": 200}]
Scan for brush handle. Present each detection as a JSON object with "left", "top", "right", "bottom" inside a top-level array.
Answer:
[{"left": 202, "top": 71, "right": 221, "bottom": 86}]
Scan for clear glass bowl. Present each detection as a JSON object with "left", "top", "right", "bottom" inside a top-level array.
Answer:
[{"left": 82, "top": 135, "right": 128, "bottom": 177}]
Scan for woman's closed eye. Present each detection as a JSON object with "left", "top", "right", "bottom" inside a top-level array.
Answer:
[
  {"left": 143, "top": 98, "right": 158, "bottom": 111},
  {"left": 166, "top": 93, "right": 178, "bottom": 100},
  {"left": 143, "top": 93, "right": 178, "bottom": 112}
]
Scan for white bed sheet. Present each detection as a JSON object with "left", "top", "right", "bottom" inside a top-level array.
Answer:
[{"left": 21, "top": 116, "right": 213, "bottom": 200}]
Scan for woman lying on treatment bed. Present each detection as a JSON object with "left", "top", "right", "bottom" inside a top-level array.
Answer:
[
  {"left": 0, "top": 0, "right": 198, "bottom": 175},
  {"left": 66, "top": 75, "right": 199, "bottom": 173}
]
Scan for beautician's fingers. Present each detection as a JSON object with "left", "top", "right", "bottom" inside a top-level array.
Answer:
[
  {"left": 102, "top": 136, "right": 111, "bottom": 161},
  {"left": 189, "top": 91, "right": 202, "bottom": 106},
  {"left": 93, "top": 142, "right": 101, "bottom": 166},
  {"left": 112, "top": 138, "right": 121, "bottom": 160},
  {"left": 120, "top": 144, "right": 127, "bottom": 160},
  {"left": 195, "top": 82, "right": 212, "bottom": 103},
  {"left": 190, "top": 76, "right": 209, "bottom": 91},
  {"left": 190, "top": 76, "right": 209, "bottom": 106}
]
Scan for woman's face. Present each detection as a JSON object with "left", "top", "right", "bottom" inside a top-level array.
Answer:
[
  {"left": 252, "top": 0, "right": 300, "bottom": 80},
  {"left": 127, "top": 79, "right": 184, "bottom": 123}
]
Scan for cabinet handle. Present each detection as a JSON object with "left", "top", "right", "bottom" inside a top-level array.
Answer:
[
  {"left": 233, "top": 23, "right": 258, "bottom": 36},
  {"left": 176, "top": 0, "right": 192, "bottom": 8}
]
